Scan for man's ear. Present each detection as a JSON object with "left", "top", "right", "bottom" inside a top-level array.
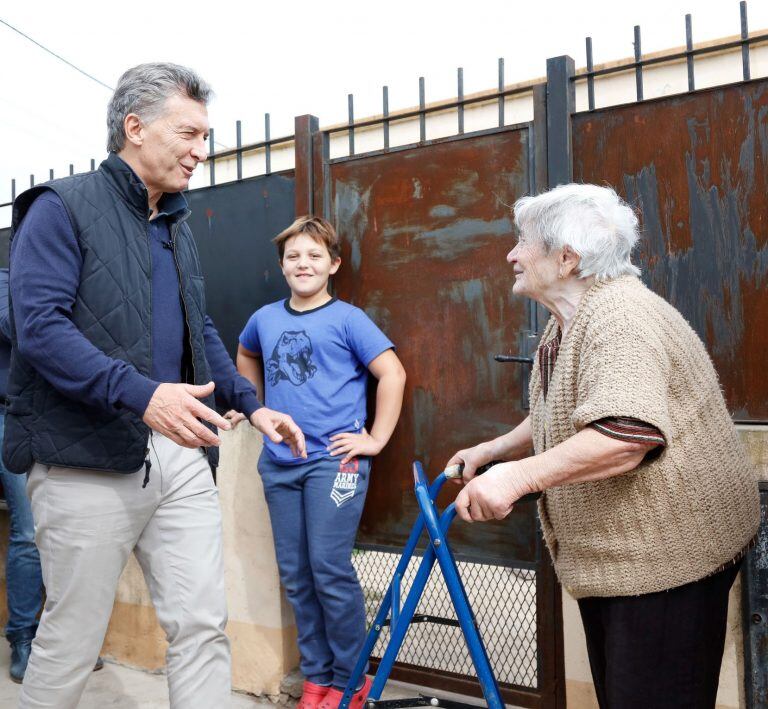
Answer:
[
  {"left": 123, "top": 113, "right": 143, "bottom": 148},
  {"left": 329, "top": 257, "right": 342, "bottom": 275},
  {"left": 560, "top": 245, "right": 581, "bottom": 277}
]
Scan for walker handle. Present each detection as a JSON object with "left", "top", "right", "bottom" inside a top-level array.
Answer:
[{"left": 443, "top": 461, "right": 541, "bottom": 503}]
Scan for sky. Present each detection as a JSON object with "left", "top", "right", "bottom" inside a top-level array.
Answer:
[{"left": 1, "top": 0, "right": 767, "bottom": 224}]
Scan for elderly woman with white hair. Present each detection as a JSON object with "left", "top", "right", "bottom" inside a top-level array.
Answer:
[{"left": 448, "top": 183, "right": 759, "bottom": 709}]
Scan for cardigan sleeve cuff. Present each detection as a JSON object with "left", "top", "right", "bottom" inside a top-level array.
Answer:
[{"left": 590, "top": 417, "right": 666, "bottom": 447}]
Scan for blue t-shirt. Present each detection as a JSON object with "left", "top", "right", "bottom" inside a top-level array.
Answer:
[{"left": 239, "top": 298, "right": 394, "bottom": 465}]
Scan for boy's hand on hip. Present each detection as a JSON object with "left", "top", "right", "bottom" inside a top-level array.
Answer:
[
  {"left": 250, "top": 408, "right": 307, "bottom": 459},
  {"left": 328, "top": 429, "right": 383, "bottom": 464},
  {"left": 143, "top": 382, "right": 231, "bottom": 448}
]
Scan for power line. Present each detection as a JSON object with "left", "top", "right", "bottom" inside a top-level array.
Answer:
[
  {"left": 0, "top": 17, "right": 230, "bottom": 151},
  {"left": 0, "top": 17, "right": 113, "bottom": 92}
]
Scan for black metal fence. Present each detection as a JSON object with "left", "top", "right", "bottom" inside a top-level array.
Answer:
[
  {"left": 743, "top": 482, "right": 768, "bottom": 708},
  {"left": 353, "top": 547, "right": 538, "bottom": 690},
  {"left": 3, "top": 2, "right": 766, "bottom": 210},
  {"left": 580, "top": 2, "right": 765, "bottom": 108},
  {"left": 184, "top": 175, "right": 294, "bottom": 357}
]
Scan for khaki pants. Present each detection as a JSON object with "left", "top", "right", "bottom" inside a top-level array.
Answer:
[{"left": 19, "top": 432, "right": 231, "bottom": 709}]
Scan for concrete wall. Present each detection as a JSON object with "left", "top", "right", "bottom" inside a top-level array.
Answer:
[{"left": 100, "top": 424, "right": 300, "bottom": 700}]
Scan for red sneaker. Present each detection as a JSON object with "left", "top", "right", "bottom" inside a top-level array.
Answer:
[
  {"left": 297, "top": 680, "right": 331, "bottom": 709},
  {"left": 318, "top": 677, "right": 372, "bottom": 709}
]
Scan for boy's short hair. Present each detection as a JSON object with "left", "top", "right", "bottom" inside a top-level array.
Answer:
[{"left": 272, "top": 216, "right": 341, "bottom": 261}]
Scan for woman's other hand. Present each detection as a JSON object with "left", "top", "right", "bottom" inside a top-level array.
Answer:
[{"left": 445, "top": 444, "right": 493, "bottom": 485}]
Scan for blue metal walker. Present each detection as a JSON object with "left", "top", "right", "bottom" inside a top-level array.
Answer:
[{"left": 339, "top": 461, "right": 539, "bottom": 708}]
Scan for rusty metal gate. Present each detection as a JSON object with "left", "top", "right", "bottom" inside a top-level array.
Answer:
[
  {"left": 290, "top": 51, "right": 768, "bottom": 705},
  {"left": 571, "top": 78, "right": 768, "bottom": 421},
  {"left": 286, "top": 86, "right": 566, "bottom": 706}
]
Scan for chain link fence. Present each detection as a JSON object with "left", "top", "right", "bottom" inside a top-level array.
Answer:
[{"left": 352, "top": 547, "right": 538, "bottom": 689}]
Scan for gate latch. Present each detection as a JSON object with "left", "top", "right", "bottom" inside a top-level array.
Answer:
[{"left": 495, "top": 329, "right": 538, "bottom": 409}]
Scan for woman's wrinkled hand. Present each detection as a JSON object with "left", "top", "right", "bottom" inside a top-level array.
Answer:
[{"left": 455, "top": 462, "right": 534, "bottom": 522}]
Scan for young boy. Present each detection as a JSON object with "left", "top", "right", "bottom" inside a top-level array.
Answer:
[{"left": 235, "top": 216, "right": 406, "bottom": 709}]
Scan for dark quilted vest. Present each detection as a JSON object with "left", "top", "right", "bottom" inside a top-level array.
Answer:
[{"left": 3, "top": 152, "right": 218, "bottom": 474}]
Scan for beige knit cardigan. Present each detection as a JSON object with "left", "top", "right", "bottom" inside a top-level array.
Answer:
[{"left": 531, "top": 275, "right": 760, "bottom": 599}]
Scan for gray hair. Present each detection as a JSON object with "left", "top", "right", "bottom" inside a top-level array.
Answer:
[
  {"left": 106, "top": 63, "right": 212, "bottom": 153},
  {"left": 513, "top": 183, "right": 641, "bottom": 279}
]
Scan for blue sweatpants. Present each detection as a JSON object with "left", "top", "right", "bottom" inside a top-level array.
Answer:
[{"left": 259, "top": 451, "right": 370, "bottom": 689}]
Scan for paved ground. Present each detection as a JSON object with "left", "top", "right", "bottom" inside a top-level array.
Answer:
[
  {"left": 0, "top": 642, "right": 496, "bottom": 708},
  {"left": 0, "top": 643, "right": 272, "bottom": 708}
]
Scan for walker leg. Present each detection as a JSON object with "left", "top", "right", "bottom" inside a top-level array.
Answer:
[
  {"left": 340, "top": 475, "right": 451, "bottom": 708},
  {"left": 414, "top": 478, "right": 504, "bottom": 709},
  {"left": 368, "top": 544, "right": 439, "bottom": 700}
]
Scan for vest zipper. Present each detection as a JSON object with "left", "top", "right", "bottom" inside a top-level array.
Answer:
[
  {"left": 145, "top": 214, "right": 153, "bottom": 489},
  {"left": 170, "top": 216, "right": 197, "bottom": 387},
  {"left": 170, "top": 215, "right": 208, "bottom": 459}
]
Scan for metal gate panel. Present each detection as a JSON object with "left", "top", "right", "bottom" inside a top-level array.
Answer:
[
  {"left": 186, "top": 173, "right": 294, "bottom": 358},
  {"left": 320, "top": 128, "right": 562, "bottom": 707},
  {"left": 328, "top": 130, "right": 534, "bottom": 561},
  {"left": 573, "top": 80, "right": 768, "bottom": 421}
]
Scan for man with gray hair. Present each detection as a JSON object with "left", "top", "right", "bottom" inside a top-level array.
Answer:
[{"left": 5, "top": 63, "right": 306, "bottom": 708}]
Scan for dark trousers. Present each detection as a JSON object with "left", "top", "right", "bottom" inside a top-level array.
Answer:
[{"left": 578, "top": 562, "right": 741, "bottom": 709}]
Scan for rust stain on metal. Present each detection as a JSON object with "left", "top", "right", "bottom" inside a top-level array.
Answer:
[
  {"left": 574, "top": 81, "right": 768, "bottom": 421},
  {"left": 330, "top": 131, "right": 535, "bottom": 560}
]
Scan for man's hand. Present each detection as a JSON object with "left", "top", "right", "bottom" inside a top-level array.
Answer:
[
  {"left": 250, "top": 408, "right": 307, "bottom": 459},
  {"left": 223, "top": 410, "right": 247, "bottom": 427},
  {"left": 328, "top": 429, "right": 384, "bottom": 464},
  {"left": 455, "top": 462, "right": 535, "bottom": 523},
  {"left": 143, "top": 382, "right": 231, "bottom": 448},
  {"left": 445, "top": 443, "right": 493, "bottom": 485}
]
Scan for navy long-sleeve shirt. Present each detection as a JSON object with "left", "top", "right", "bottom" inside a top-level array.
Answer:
[{"left": 10, "top": 189, "right": 261, "bottom": 420}]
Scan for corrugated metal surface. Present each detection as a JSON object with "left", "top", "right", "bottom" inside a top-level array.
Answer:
[
  {"left": 573, "top": 81, "right": 768, "bottom": 421},
  {"left": 329, "top": 130, "right": 537, "bottom": 562}
]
